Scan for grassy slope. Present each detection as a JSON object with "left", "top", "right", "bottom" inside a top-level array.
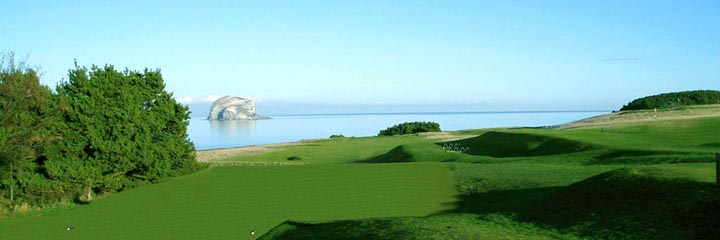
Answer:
[
  {"left": 264, "top": 164, "right": 719, "bottom": 239},
  {"left": 260, "top": 214, "right": 580, "bottom": 240},
  {"left": 0, "top": 164, "right": 457, "bottom": 240},
  {"left": 532, "top": 168, "right": 720, "bottom": 239},
  {"left": 559, "top": 104, "right": 720, "bottom": 129},
  {"left": 260, "top": 116, "right": 720, "bottom": 239}
]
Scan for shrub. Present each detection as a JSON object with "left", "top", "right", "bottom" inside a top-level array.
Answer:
[
  {"left": 48, "top": 64, "right": 198, "bottom": 194},
  {"left": 0, "top": 53, "right": 201, "bottom": 209},
  {"left": 378, "top": 121, "right": 441, "bottom": 136},
  {"left": 329, "top": 134, "right": 345, "bottom": 138}
]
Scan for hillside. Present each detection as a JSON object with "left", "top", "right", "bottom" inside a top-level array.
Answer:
[
  {"left": 558, "top": 104, "right": 720, "bottom": 129},
  {"left": 620, "top": 90, "right": 720, "bottom": 111}
]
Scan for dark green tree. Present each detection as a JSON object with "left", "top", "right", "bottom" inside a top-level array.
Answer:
[
  {"left": 0, "top": 52, "right": 57, "bottom": 208},
  {"left": 45, "top": 63, "right": 198, "bottom": 202}
]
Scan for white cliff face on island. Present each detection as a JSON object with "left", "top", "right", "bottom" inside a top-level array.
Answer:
[{"left": 207, "top": 96, "right": 269, "bottom": 120}]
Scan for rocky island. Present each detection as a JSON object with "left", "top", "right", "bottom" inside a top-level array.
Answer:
[{"left": 207, "top": 96, "right": 269, "bottom": 120}]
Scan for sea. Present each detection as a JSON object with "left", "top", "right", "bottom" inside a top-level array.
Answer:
[{"left": 187, "top": 110, "right": 607, "bottom": 150}]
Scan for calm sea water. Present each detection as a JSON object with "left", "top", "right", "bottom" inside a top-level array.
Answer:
[{"left": 188, "top": 111, "right": 607, "bottom": 150}]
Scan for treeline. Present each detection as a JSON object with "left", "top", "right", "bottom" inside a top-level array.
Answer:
[
  {"left": 620, "top": 90, "right": 720, "bottom": 111},
  {"left": 0, "top": 53, "right": 201, "bottom": 211},
  {"left": 378, "top": 121, "right": 441, "bottom": 136}
]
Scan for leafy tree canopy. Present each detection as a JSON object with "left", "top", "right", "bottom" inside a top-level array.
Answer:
[
  {"left": 620, "top": 90, "right": 720, "bottom": 111},
  {"left": 378, "top": 121, "right": 441, "bottom": 136},
  {"left": 1, "top": 53, "right": 201, "bottom": 210}
]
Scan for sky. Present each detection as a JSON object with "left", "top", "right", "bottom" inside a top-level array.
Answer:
[{"left": 1, "top": 0, "right": 719, "bottom": 112}]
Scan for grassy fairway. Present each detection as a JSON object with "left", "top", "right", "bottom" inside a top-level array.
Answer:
[
  {"left": 0, "top": 163, "right": 457, "bottom": 240},
  {"left": 217, "top": 135, "right": 432, "bottom": 164},
  {"left": 256, "top": 115, "right": 720, "bottom": 239},
  {"left": 2, "top": 110, "right": 719, "bottom": 239}
]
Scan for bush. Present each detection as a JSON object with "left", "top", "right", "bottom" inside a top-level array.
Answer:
[
  {"left": 378, "top": 121, "right": 441, "bottom": 136},
  {"left": 329, "top": 134, "right": 345, "bottom": 138},
  {"left": 0, "top": 53, "right": 201, "bottom": 210},
  {"left": 48, "top": 64, "right": 198, "bottom": 194}
]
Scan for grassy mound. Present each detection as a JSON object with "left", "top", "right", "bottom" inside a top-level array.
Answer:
[
  {"left": 361, "top": 131, "right": 598, "bottom": 164},
  {"left": 259, "top": 214, "right": 577, "bottom": 240},
  {"left": 534, "top": 168, "right": 720, "bottom": 239},
  {"left": 448, "top": 131, "right": 595, "bottom": 157},
  {"left": 359, "top": 142, "right": 461, "bottom": 163},
  {"left": 361, "top": 145, "right": 415, "bottom": 163}
]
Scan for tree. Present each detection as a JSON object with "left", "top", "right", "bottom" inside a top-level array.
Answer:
[
  {"left": 0, "top": 52, "right": 56, "bottom": 208},
  {"left": 46, "top": 63, "right": 198, "bottom": 201},
  {"left": 0, "top": 54, "right": 202, "bottom": 209}
]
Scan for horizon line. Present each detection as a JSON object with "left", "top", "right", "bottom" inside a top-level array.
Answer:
[{"left": 265, "top": 110, "right": 612, "bottom": 118}]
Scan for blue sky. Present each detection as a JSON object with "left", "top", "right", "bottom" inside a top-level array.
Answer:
[{"left": 1, "top": 0, "right": 719, "bottom": 111}]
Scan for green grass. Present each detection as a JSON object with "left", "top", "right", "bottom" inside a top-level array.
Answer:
[
  {"left": 222, "top": 135, "right": 431, "bottom": 164},
  {"left": 451, "top": 163, "right": 618, "bottom": 194},
  {"left": 532, "top": 168, "right": 720, "bottom": 239},
  {"left": 373, "top": 117, "right": 720, "bottom": 165},
  {"left": 455, "top": 116, "right": 720, "bottom": 152},
  {"left": 260, "top": 214, "right": 580, "bottom": 240},
  {"left": 253, "top": 117, "right": 720, "bottom": 239},
  {"left": 0, "top": 163, "right": 457, "bottom": 240},
  {"left": 452, "top": 131, "right": 594, "bottom": 157},
  {"left": 518, "top": 116, "right": 720, "bottom": 153},
  {"left": 262, "top": 163, "right": 720, "bottom": 239}
]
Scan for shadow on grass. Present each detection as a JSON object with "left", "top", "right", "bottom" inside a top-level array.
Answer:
[
  {"left": 437, "top": 168, "right": 720, "bottom": 240},
  {"left": 355, "top": 145, "right": 413, "bottom": 163},
  {"left": 439, "top": 131, "right": 594, "bottom": 158},
  {"left": 436, "top": 187, "right": 561, "bottom": 217},
  {"left": 589, "top": 150, "right": 713, "bottom": 164},
  {"left": 259, "top": 219, "right": 412, "bottom": 240},
  {"left": 700, "top": 142, "right": 720, "bottom": 148}
]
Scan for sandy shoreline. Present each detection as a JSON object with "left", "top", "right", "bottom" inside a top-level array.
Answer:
[{"left": 196, "top": 141, "right": 303, "bottom": 162}]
